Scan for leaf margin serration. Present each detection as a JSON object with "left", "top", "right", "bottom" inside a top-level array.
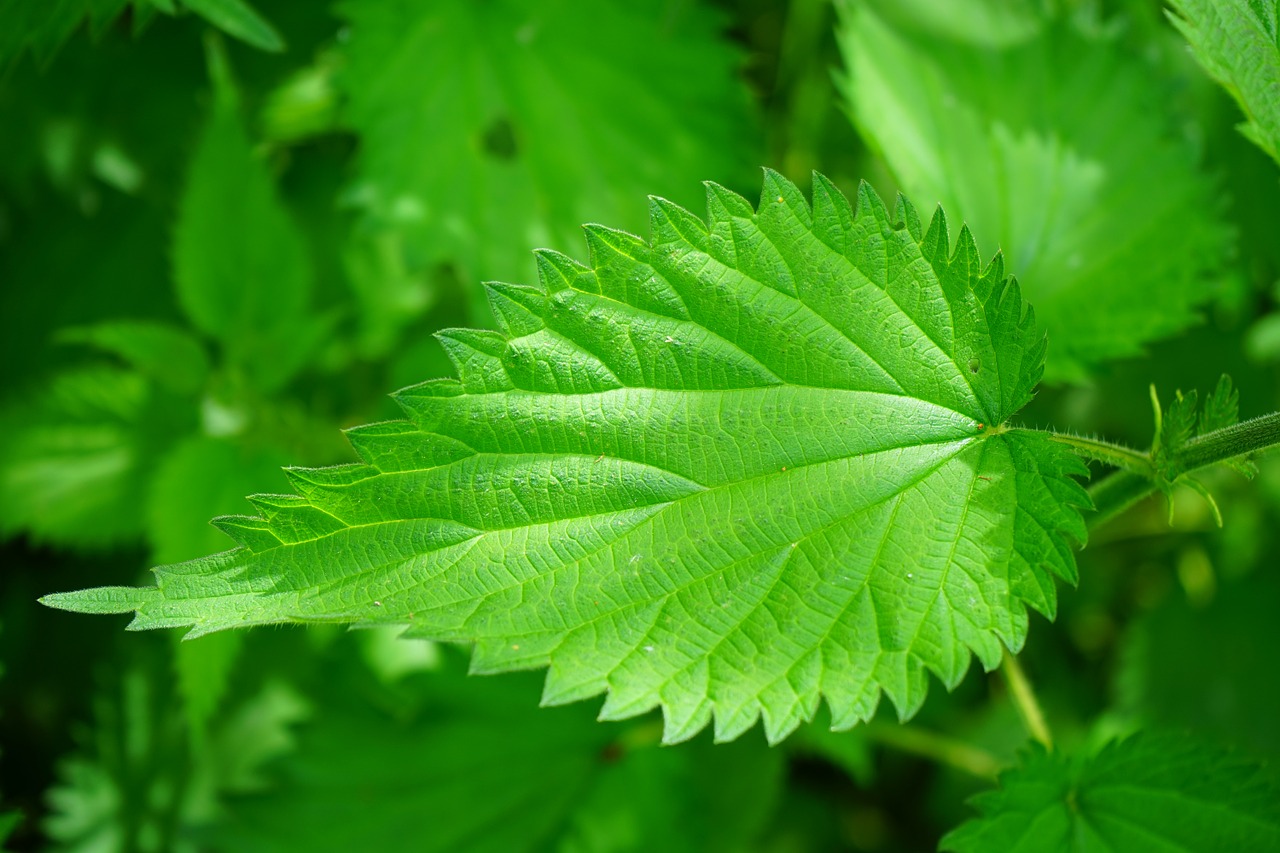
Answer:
[{"left": 42, "top": 170, "right": 1090, "bottom": 745}]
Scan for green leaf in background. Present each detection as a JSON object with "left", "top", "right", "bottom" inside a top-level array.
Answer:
[
  {"left": 0, "top": 0, "right": 134, "bottom": 68},
  {"left": 43, "top": 174, "right": 1090, "bottom": 744},
  {"left": 44, "top": 653, "right": 310, "bottom": 853},
  {"left": 146, "top": 436, "right": 293, "bottom": 735},
  {"left": 0, "top": 366, "right": 189, "bottom": 550},
  {"left": 213, "top": 652, "right": 783, "bottom": 853},
  {"left": 174, "top": 38, "right": 319, "bottom": 393},
  {"left": 58, "top": 321, "right": 210, "bottom": 396},
  {"left": 1168, "top": 0, "right": 1280, "bottom": 167},
  {"left": 836, "top": 0, "right": 1231, "bottom": 380},
  {"left": 0, "top": 810, "right": 20, "bottom": 845},
  {"left": 940, "top": 732, "right": 1280, "bottom": 851},
  {"left": 180, "top": 0, "right": 283, "bottom": 53},
  {"left": 0, "top": 0, "right": 284, "bottom": 70},
  {"left": 336, "top": 0, "right": 759, "bottom": 318}
]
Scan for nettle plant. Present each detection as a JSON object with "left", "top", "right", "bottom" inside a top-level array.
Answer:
[{"left": 45, "top": 170, "right": 1280, "bottom": 848}]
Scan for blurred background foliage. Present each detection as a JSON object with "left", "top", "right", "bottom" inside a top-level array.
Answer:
[{"left": 0, "top": 0, "right": 1277, "bottom": 850}]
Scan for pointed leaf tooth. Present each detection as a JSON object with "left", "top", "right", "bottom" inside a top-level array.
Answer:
[
  {"left": 534, "top": 248, "right": 594, "bottom": 294},
  {"left": 540, "top": 661, "right": 609, "bottom": 707},
  {"left": 283, "top": 465, "right": 379, "bottom": 506},
  {"left": 504, "top": 327, "right": 625, "bottom": 393},
  {"left": 246, "top": 493, "right": 346, "bottom": 543},
  {"left": 894, "top": 191, "right": 924, "bottom": 240},
  {"left": 435, "top": 328, "right": 514, "bottom": 393},
  {"left": 712, "top": 703, "right": 762, "bottom": 744},
  {"left": 661, "top": 695, "right": 715, "bottom": 745},
  {"left": 922, "top": 205, "right": 951, "bottom": 265},
  {"left": 760, "top": 167, "right": 812, "bottom": 227},
  {"left": 40, "top": 585, "right": 158, "bottom": 615},
  {"left": 210, "top": 514, "right": 283, "bottom": 552},
  {"left": 581, "top": 224, "right": 688, "bottom": 320},
  {"left": 582, "top": 224, "right": 649, "bottom": 266},
  {"left": 853, "top": 179, "right": 892, "bottom": 229},
  {"left": 483, "top": 282, "right": 547, "bottom": 337},
  {"left": 704, "top": 180, "right": 755, "bottom": 225},
  {"left": 344, "top": 421, "right": 474, "bottom": 473},
  {"left": 648, "top": 194, "right": 709, "bottom": 253},
  {"left": 979, "top": 250, "right": 1006, "bottom": 294},
  {"left": 811, "top": 171, "right": 857, "bottom": 253},
  {"left": 952, "top": 224, "right": 980, "bottom": 280}
]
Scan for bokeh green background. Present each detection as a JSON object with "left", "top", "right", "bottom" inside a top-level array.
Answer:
[{"left": 1, "top": 1, "right": 1278, "bottom": 850}]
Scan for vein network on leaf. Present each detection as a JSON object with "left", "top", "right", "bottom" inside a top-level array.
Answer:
[{"left": 42, "top": 171, "right": 1091, "bottom": 745}]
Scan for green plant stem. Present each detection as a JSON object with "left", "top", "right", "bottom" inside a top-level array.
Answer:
[
  {"left": 1045, "top": 432, "right": 1153, "bottom": 475},
  {"left": 1086, "top": 470, "right": 1157, "bottom": 531},
  {"left": 1002, "top": 650, "right": 1052, "bottom": 750},
  {"left": 1039, "top": 410, "right": 1280, "bottom": 531},
  {"left": 1172, "top": 411, "right": 1280, "bottom": 475},
  {"left": 866, "top": 724, "right": 1003, "bottom": 780}
]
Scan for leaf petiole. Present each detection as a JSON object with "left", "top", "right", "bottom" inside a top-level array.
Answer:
[
  {"left": 1001, "top": 649, "right": 1052, "bottom": 750},
  {"left": 1043, "top": 432, "right": 1154, "bottom": 476}
]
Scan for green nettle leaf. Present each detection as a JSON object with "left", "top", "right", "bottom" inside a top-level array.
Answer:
[
  {"left": 0, "top": 0, "right": 133, "bottom": 68},
  {"left": 836, "top": 0, "right": 1230, "bottom": 380},
  {"left": 179, "top": 0, "right": 283, "bottom": 53},
  {"left": 0, "top": 0, "right": 283, "bottom": 69},
  {"left": 0, "top": 366, "right": 191, "bottom": 550},
  {"left": 1168, "top": 0, "right": 1280, "bottom": 167},
  {"left": 58, "top": 320, "right": 210, "bottom": 396},
  {"left": 214, "top": 653, "right": 783, "bottom": 853},
  {"left": 941, "top": 733, "right": 1280, "bottom": 851},
  {"left": 336, "top": 0, "right": 759, "bottom": 316},
  {"left": 173, "top": 44, "right": 318, "bottom": 393},
  {"left": 44, "top": 173, "right": 1090, "bottom": 744},
  {"left": 146, "top": 437, "right": 292, "bottom": 735}
]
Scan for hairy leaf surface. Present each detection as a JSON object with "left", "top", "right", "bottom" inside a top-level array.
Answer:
[
  {"left": 837, "top": 0, "right": 1230, "bottom": 379},
  {"left": 44, "top": 173, "right": 1089, "bottom": 744},
  {"left": 941, "top": 733, "right": 1280, "bottom": 851},
  {"left": 1169, "top": 0, "right": 1280, "bottom": 166}
]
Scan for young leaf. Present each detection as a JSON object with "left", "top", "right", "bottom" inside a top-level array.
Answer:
[
  {"left": 941, "top": 732, "right": 1280, "bottom": 851},
  {"left": 336, "top": 0, "right": 759, "bottom": 315},
  {"left": 43, "top": 173, "right": 1090, "bottom": 744},
  {"left": 837, "top": 0, "right": 1230, "bottom": 380},
  {"left": 1168, "top": 0, "right": 1280, "bottom": 167},
  {"left": 174, "top": 39, "right": 318, "bottom": 393}
]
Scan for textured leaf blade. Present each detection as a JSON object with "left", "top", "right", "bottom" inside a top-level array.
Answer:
[
  {"left": 837, "top": 0, "right": 1230, "bottom": 379},
  {"left": 336, "top": 0, "right": 759, "bottom": 315},
  {"left": 1169, "top": 0, "right": 1280, "bottom": 166},
  {"left": 941, "top": 733, "right": 1280, "bottom": 852},
  {"left": 44, "top": 174, "right": 1089, "bottom": 744}
]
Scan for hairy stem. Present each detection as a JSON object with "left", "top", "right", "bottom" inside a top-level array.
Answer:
[
  {"left": 1046, "top": 432, "right": 1153, "bottom": 475},
  {"left": 1002, "top": 650, "right": 1052, "bottom": 749},
  {"left": 867, "top": 724, "right": 1003, "bottom": 780},
  {"left": 1172, "top": 411, "right": 1280, "bottom": 476}
]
